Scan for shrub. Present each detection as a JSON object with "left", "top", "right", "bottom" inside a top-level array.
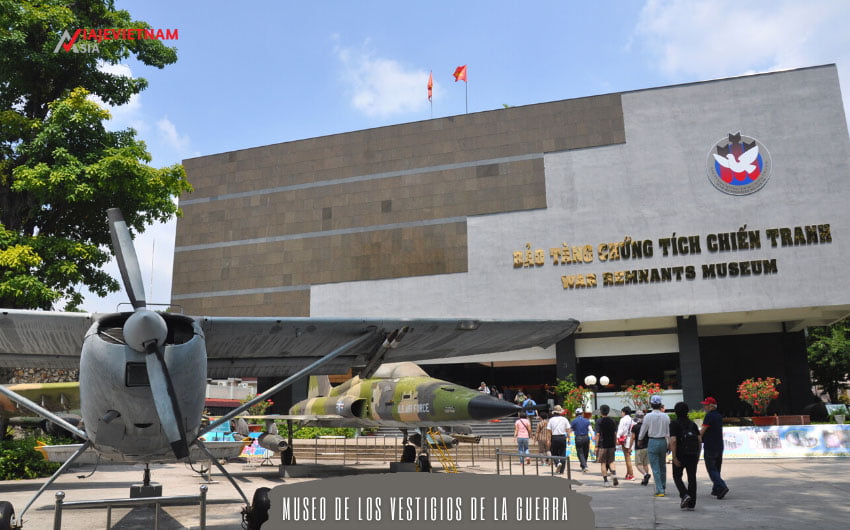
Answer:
[{"left": 0, "top": 438, "right": 62, "bottom": 480}]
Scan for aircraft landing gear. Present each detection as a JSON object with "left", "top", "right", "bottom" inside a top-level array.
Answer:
[
  {"left": 0, "top": 501, "right": 14, "bottom": 530},
  {"left": 417, "top": 453, "right": 432, "bottom": 472},
  {"left": 130, "top": 464, "right": 162, "bottom": 498},
  {"left": 242, "top": 487, "right": 270, "bottom": 530},
  {"left": 281, "top": 445, "right": 296, "bottom": 466}
]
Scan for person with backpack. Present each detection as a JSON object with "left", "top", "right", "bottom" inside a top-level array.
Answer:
[{"left": 669, "top": 401, "right": 701, "bottom": 510}]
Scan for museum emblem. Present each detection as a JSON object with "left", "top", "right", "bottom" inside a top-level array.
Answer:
[{"left": 706, "top": 132, "right": 771, "bottom": 195}]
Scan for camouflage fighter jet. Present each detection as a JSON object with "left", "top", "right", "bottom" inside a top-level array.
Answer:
[{"left": 282, "top": 362, "right": 521, "bottom": 468}]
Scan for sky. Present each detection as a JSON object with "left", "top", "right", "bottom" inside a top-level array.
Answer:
[{"left": 80, "top": 0, "right": 850, "bottom": 313}]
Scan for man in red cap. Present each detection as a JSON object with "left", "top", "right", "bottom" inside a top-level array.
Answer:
[{"left": 700, "top": 397, "right": 729, "bottom": 499}]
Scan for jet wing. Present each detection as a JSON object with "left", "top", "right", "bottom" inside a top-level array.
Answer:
[
  {"left": 0, "top": 382, "right": 80, "bottom": 417},
  {"left": 0, "top": 310, "right": 93, "bottom": 370},
  {"left": 200, "top": 317, "right": 579, "bottom": 377}
]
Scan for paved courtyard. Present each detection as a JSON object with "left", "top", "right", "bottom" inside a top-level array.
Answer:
[{"left": 1, "top": 457, "right": 848, "bottom": 528}]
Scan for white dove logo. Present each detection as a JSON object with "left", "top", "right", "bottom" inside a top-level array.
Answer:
[
  {"left": 713, "top": 144, "right": 759, "bottom": 173},
  {"left": 706, "top": 132, "right": 772, "bottom": 196}
]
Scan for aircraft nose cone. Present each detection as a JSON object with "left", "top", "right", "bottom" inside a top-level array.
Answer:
[{"left": 468, "top": 395, "right": 521, "bottom": 421}]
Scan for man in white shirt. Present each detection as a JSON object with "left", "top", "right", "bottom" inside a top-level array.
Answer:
[
  {"left": 638, "top": 395, "right": 670, "bottom": 496},
  {"left": 547, "top": 405, "right": 572, "bottom": 474}
]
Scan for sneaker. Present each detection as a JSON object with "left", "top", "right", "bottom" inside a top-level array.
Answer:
[
  {"left": 612, "top": 476, "right": 619, "bottom": 486},
  {"left": 641, "top": 474, "right": 651, "bottom": 486},
  {"left": 625, "top": 474, "right": 634, "bottom": 480},
  {"left": 680, "top": 495, "right": 691, "bottom": 509},
  {"left": 716, "top": 486, "right": 729, "bottom": 500},
  {"left": 581, "top": 468, "right": 588, "bottom": 473},
  {"left": 654, "top": 493, "right": 665, "bottom": 497},
  {"left": 603, "top": 480, "right": 610, "bottom": 487}
]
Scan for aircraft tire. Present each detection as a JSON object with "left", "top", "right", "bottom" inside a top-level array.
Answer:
[
  {"left": 244, "top": 487, "right": 270, "bottom": 530},
  {"left": 281, "top": 446, "right": 296, "bottom": 466},
  {"left": 0, "top": 501, "right": 14, "bottom": 530},
  {"left": 401, "top": 445, "right": 417, "bottom": 463}
]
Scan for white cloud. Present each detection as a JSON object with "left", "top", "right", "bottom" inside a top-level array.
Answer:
[
  {"left": 631, "top": 0, "right": 850, "bottom": 123},
  {"left": 633, "top": 0, "right": 847, "bottom": 78},
  {"left": 335, "top": 42, "right": 433, "bottom": 117},
  {"left": 158, "top": 117, "right": 198, "bottom": 159}
]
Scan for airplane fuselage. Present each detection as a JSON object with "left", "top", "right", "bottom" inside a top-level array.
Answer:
[
  {"left": 79, "top": 312, "right": 207, "bottom": 462},
  {"left": 289, "top": 363, "right": 520, "bottom": 428}
]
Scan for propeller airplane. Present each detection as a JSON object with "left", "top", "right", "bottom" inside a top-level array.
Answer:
[{"left": 0, "top": 208, "right": 578, "bottom": 529}]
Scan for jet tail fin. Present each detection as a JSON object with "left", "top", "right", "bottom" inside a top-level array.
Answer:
[{"left": 308, "top": 375, "right": 331, "bottom": 398}]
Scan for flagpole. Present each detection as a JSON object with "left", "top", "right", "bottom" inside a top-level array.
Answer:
[{"left": 465, "top": 81, "right": 468, "bottom": 114}]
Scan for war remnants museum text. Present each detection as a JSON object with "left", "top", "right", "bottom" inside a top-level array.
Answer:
[{"left": 512, "top": 223, "right": 833, "bottom": 290}]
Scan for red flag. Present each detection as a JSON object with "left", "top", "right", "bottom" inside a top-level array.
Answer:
[
  {"left": 427, "top": 71, "right": 433, "bottom": 101},
  {"left": 453, "top": 65, "right": 467, "bottom": 82}
]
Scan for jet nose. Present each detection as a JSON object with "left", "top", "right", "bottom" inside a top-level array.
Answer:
[{"left": 468, "top": 395, "right": 522, "bottom": 421}]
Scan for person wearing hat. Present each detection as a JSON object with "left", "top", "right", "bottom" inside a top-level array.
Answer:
[
  {"left": 617, "top": 406, "right": 636, "bottom": 480},
  {"left": 547, "top": 405, "right": 571, "bottom": 473},
  {"left": 700, "top": 397, "right": 729, "bottom": 500},
  {"left": 570, "top": 406, "right": 592, "bottom": 472},
  {"left": 638, "top": 394, "right": 670, "bottom": 496}
]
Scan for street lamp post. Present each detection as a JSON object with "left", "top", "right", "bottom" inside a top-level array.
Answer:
[{"left": 584, "top": 374, "right": 609, "bottom": 415}]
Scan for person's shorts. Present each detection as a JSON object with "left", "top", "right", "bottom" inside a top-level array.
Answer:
[
  {"left": 597, "top": 447, "right": 615, "bottom": 465},
  {"left": 635, "top": 448, "right": 649, "bottom": 467}
]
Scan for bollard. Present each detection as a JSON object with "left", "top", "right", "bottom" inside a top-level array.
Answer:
[
  {"left": 54, "top": 491, "right": 65, "bottom": 530},
  {"left": 200, "top": 485, "right": 208, "bottom": 530}
]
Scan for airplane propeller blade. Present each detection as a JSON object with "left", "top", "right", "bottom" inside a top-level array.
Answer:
[
  {"left": 145, "top": 343, "right": 190, "bottom": 459},
  {"left": 107, "top": 208, "right": 146, "bottom": 309}
]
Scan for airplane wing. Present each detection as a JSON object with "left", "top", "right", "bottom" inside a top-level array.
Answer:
[
  {"left": 0, "top": 382, "right": 80, "bottom": 418},
  {"left": 200, "top": 317, "right": 579, "bottom": 377},
  {"left": 0, "top": 309, "right": 578, "bottom": 378},
  {"left": 0, "top": 310, "right": 93, "bottom": 370}
]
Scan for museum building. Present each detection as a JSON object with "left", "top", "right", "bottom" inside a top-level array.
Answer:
[{"left": 172, "top": 65, "right": 850, "bottom": 414}]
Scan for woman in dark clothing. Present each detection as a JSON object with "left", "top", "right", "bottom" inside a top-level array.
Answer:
[{"left": 670, "top": 401, "right": 701, "bottom": 510}]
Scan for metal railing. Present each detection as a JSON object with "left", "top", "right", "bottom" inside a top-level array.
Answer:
[
  {"left": 53, "top": 486, "right": 208, "bottom": 530},
  {"left": 495, "top": 450, "right": 572, "bottom": 485},
  {"left": 297, "top": 435, "right": 507, "bottom": 467}
]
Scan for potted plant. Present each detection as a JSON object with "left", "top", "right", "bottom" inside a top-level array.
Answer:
[
  {"left": 554, "top": 375, "right": 588, "bottom": 417},
  {"left": 737, "top": 377, "right": 781, "bottom": 424},
  {"left": 620, "top": 381, "right": 663, "bottom": 412}
]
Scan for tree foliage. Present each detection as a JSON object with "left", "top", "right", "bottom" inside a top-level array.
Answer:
[
  {"left": 807, "top": 318, "right": 850, "bottom": 403},
  {"left": 0, "top": 0, "right": 191, "bottom": 310}
]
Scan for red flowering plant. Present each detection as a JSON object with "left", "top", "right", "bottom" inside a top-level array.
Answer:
[
  {"left": 621, "top": 381, "right": 663, "bottom": 412},
  {"left": 737, "top": 377, "right": 781, "bottom": 416},
  {"left": 241, "top": 395, "right": 274, "bottom": 418},
  {"left": 554, "top": 375, "right": 589, "bottom": 416}
]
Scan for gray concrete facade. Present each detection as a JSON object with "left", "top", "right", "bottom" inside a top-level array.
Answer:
[
  {"left": 175, "top": 65, "right": 850, "bottom": 411},
  {"left": 310, "top": 66, "right": 850, "bottom": 332}
]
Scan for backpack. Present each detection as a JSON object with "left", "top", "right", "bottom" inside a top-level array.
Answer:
[{"left": 679, "top": 420, "right": 701, "bottom": 455}]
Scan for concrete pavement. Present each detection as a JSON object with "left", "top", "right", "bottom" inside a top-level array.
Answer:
[{"left": 1, "top": 457, "right": 848, "bottom": 528}]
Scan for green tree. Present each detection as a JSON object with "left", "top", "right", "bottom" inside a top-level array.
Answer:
[
  {"left": 807, "top": 318, "right": 850, "bottom": 403},
  {"left": 0, "top": 0, "right": 191, "bottom": 311}
]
